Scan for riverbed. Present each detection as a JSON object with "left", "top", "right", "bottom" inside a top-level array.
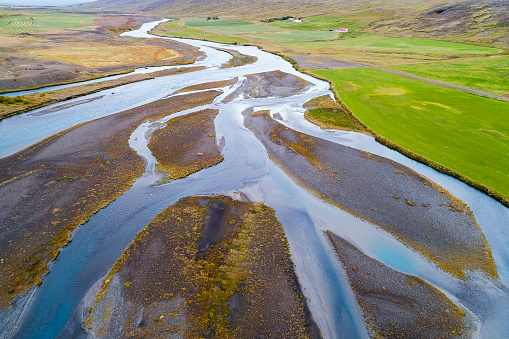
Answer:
[{"left": 1, "top": 19, "right": 509, "bottom": 339}]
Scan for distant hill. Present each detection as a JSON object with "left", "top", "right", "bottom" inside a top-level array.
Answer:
[{"left": 81, "top": 0, "right": 508, "bottom": 47}]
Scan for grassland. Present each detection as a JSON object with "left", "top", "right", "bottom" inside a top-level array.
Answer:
[
  {"left": 0, "top": 12, "right": 98, "bottom": 34},
  {"left": 30, "top": 44, "right": 181, "bottom": 68},
  {"left": 389, "top": 56, "right": 509, "bottom": 96},
  {"left": 312, "top": 67, "right": 509, "bottom": 202},
  {"left": 152, "top": 20, "right": 251, "bottom": 45}
]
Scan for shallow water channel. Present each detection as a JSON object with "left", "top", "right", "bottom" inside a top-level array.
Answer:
[{"left": 1, "top": 19, "right": 509, "bottom": 339}]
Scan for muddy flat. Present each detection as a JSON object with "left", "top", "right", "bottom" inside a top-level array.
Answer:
[
  {"left": 223, "top": 70, "right": 311, "bottom": 102},
  {"left": 0, "top": 90, "right": 221, "bottom": 308},
  {"left": 85, "top": 196, "right": 320, "bottom": 338},
  {"left": 327, "top": 232, "right": 468, "bottom": 338},
  {"left": 148, "top": 108, "right": 224, "bottom": 180},
  {"left": 245, "top": 110, "right": 496, "bottom": 279}
]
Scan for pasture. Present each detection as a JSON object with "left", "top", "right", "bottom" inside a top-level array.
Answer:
[
  {"left": 0, "top": 12, "right": 97, "bottom": 34},
  {"left": 312, "top": 67, "right": 509, "bottom": 200},
  {"left": 153, "top": 20, "right": 251, "bottom": 44},
  {"left": 390, "top": 56, "right": 509, "bottom": 96}
]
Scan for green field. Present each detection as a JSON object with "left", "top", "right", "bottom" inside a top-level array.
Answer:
[
  {"left": 256, "top": 30, "right": 337, "bottom": 42},
  {"left": 390, "top": 56, "right": 509, "bottom": 96},
  {"left": 154, "top": 20, "right": 251, "bottom": 44},
  {"left": 312, "top": 67, "right": 509, "bottom": 200},
  {"left": 0, "top": 12, "right": 97, "bottom": 34}
]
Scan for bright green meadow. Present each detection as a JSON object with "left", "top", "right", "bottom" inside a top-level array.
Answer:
[
  {"left": 390, "top": 56, "right": 509, "bottom": 96},
  {"left": 313, "top": 67, "right": 509, "bottom": 199}
]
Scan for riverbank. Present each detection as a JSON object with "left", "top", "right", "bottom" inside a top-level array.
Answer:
[
  {"left": 0, "top": 66, "right": 206, "bottom": 121},
  {"left": 326, "top": 231, "right": 470, "bottom": 338},
  {"left": 245, "top": 110, "right": 496, "bottom": 279}
]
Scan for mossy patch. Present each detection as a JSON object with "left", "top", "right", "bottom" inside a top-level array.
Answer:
[
  {"left": 148, "top": 108, "right": 224, "bottom": 180},
  {"left": 85, "top": 196, "right": 319, "bottom": 338}
]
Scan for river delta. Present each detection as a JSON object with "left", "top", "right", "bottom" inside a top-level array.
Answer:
[{"left": 0, "top": 19, "right": 509, "bottom": 339}]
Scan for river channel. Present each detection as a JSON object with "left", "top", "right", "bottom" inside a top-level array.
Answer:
[{"left": 1, "top": 19, "right": 509, "bottom": 339}]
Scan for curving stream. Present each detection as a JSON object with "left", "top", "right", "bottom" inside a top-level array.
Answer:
[{"left": 1, "top": 19, "right": 508, "bottom": 339}]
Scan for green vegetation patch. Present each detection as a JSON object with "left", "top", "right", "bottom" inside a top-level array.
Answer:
[
  {"left": 313, "top": 67, "right": 509, "bottom": 201},
  {"left": 255, "top": 30, "right": 337, "bottom": 42},
  {"left": 343, "top": 37, "right": 501, "bottom": 56},
  {"left": 152, "top": 20, "right": 251, "bottom": 45},
  {"left": 85, "top": 196, "right": 315, "bottom": 338},
  {"left": 304, "top": 95, "right": 365, "bottom": 132},
  {"left": 390, "top": 56, "right": 509, "bottom": 96},
  {"left": 0, "top": 12, "right": 97, "bottom": 34}
]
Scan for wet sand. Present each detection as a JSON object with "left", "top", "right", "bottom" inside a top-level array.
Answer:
[
  {"left": 85, "top": 196, "right": 320, "bottom": 338},
  {"left": 0, "top": 90, "right": 221, "bottom": 308},
  {"left": 245, "top": 111, "right": 496, "bottom": 279},
  {"left": 148, "top": 108, "right": 224, "bottom": 180},
  {"left": 327, "top": 231, "right": 469, "bottom": 338}
]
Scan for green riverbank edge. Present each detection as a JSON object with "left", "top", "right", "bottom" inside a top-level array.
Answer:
[{"left": 305, "top": 71, "right": 509, "bottom": 208}]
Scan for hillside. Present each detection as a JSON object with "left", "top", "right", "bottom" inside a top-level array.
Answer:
[{"left": 81, "top": 0, "right": 509, "bottom": 47}]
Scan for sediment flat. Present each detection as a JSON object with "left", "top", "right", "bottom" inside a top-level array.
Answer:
[
  {"left": 0, "top": 90, "right": 222, "bottom": 308},
  {"left": 245, "top": 110, "right": 496, "bottom": 279},
  {"left": 223, "top": 70, "right": 311, "bottom": 102},
  {"left": 218, "top": 48, "right": 258, "bottom": 68},
  {"left": 327, "top": 231, "right": 468, "bottom": 338},
  {"left": 148, "top": 108, "right": 224, "bottom": 180},
  {"left": 176, "top": 78, "right": 238, "bottom": 93},
  {"left": 85, "top": 196, "right": 320, "bottom": 338}
]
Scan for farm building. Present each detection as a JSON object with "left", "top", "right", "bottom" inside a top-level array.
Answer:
[{"left": 334, "top": 28, "right": 349, "bottom": 32}]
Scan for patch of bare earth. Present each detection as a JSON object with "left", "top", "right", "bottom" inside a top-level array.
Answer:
[
  {"left": 223, "top": 70, "right": 311, "bottom": 102},
  {"left": 327, "top": 232, "right": 469, "bottom": 338},
  {"left": 85, "top": 196, "right": 320, "bottom": 338},
  {"left": 148, "top": 108, "right": 224, "bottom": 180},
  {"left": 175, "top": 78, "right": 237, "bottom": 93}
]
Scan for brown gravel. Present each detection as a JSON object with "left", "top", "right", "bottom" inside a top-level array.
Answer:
[
  {"left": 223, "top": 70, "right": 311, "bottom": 102},
  {"left": 327, "top": 231, "right": 469, "bottom": 338},
  {"left": 148, "top": 108, "right": 224, "bottom": 180}
]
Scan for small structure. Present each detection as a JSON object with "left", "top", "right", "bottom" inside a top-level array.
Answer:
[
  {"left": 293, "top": 19, "right": 302, "bottom": 23},
  {"left": 334, "top": 28, "right": 349, "bottom": 33}
]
